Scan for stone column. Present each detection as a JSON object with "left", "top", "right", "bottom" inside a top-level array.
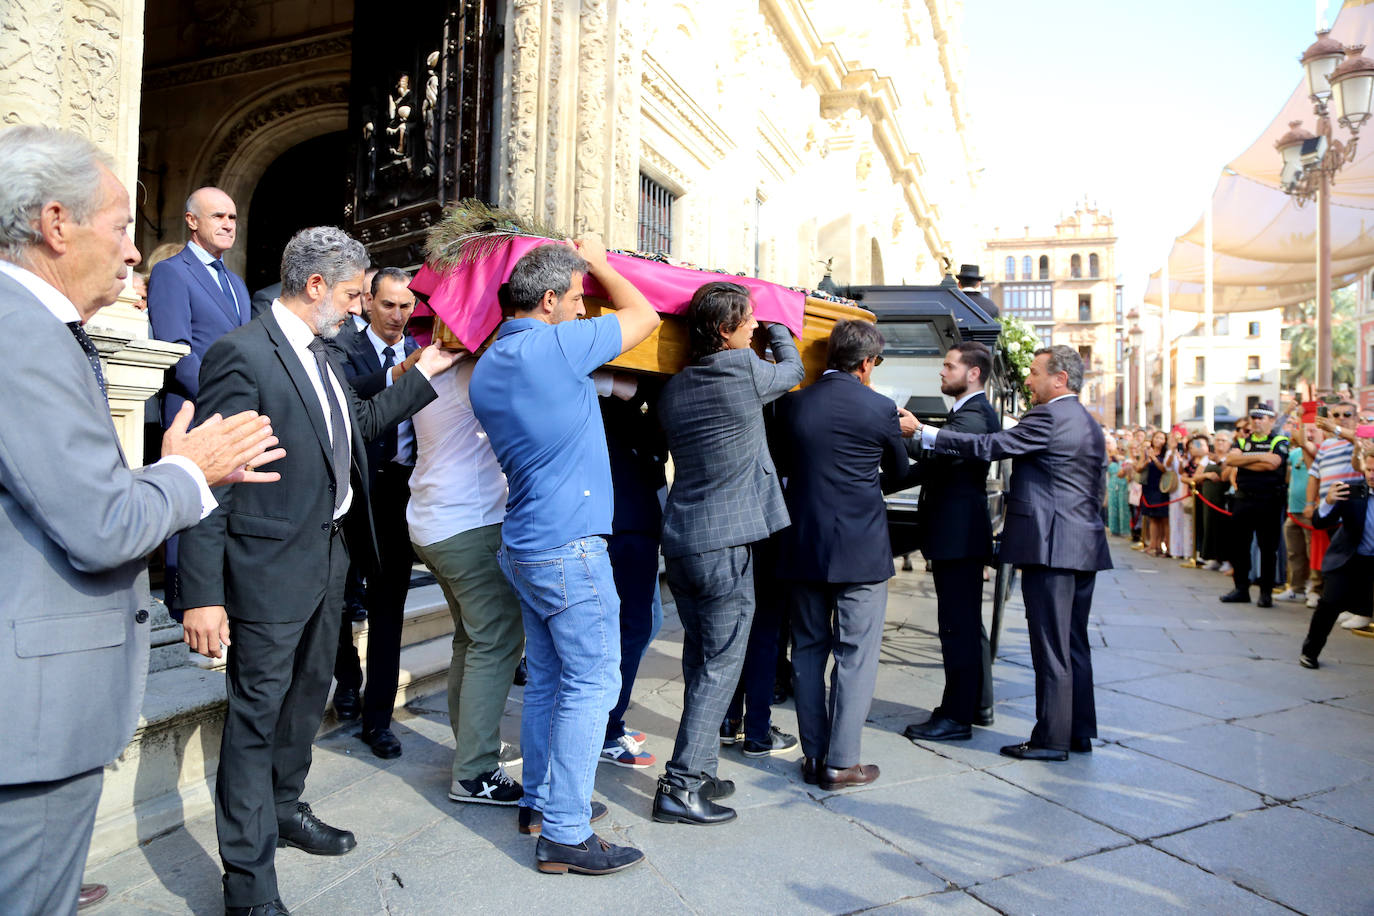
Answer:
[{"left": 500, "top": 0, "right": 640, "bottom": 247}]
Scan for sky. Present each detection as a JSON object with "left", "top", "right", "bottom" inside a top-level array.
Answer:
[{"left": 962, "top": 0, "right": 1347, "bottom": 303}]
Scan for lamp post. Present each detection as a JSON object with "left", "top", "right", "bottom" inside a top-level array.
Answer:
[{"left": 1276, "top": 32, "right": 1374, "bottom": 395}]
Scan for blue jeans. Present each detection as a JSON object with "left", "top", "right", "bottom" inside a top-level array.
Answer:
[
  {"left": 604, "top": 532, "right": 664, "bottom": 746},
  {"left": 498, "top": 537, "right": 621, "bottom": 845}
]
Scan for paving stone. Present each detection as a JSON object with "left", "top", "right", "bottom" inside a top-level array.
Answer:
[
  {"left": 1155, "top": 805, "right": 1374, "bottom": 915},
  {"left": 968, "top": 843, "right": 1290, "bottom": 915},
  {"left": 1183, "top": 616, "right": 1286, "bottom": 633},
  {"left": 1123, "top": 720, "right": 1374, "bottom": 800},
  {"left": 1240, "top": 702, "right": 1374, "bottom": 763},
  {"left": 1089, "top": 649, "right": 1184, "bottom": 684},
  {"left": 991, "top": 744, "right": 1262, "bottom": 840},
  {"left": 1327, "top": 690, "right": 1374, "bottom": 716},
  {"left": 866, "top": 890, "right": 999, "bottom": 913},
  {"left": 1294, "top": 778, "right": 1374, "bottom": 833},
  {"left": 1022, "top": 687, "right": 1215, "bottom": 743},
  {"left": 1163, "top": 628, "right": 1254, "bottom": 657},
  {"left": 825, "top": 769, "right": 1127, "bottom": 886},
  {"left": 888, "top": 702, "right": 1039, "bottom": 772},
  {"left": 626, "top": 799, "right": 943, "bottom": 913},
  {"left": 1196, "top": 657, "right": 1368, "bottom": 705},
  {"left": 1107, "top": 671, "right": 1307, "bottom": 720},
  {"left": 1097, "top": 625, "right": 1181, "bottom": 653}
]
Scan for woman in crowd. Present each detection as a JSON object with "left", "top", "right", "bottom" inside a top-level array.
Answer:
[
  {"left": 1140, "top": 430, "right": 1172, "bottom": 557},
  {"left": 1106, "top": 434, "right": 1130, "bottom": 536},
  {"left": 1166, "top": 429, "right": 1191, "bottom": 562},
  {"left": 1178, "top": 434, "right": 1212, "bottom": 568},
  {"left": 1195, "top": 431, "right": 1235, "bottom": 574}
]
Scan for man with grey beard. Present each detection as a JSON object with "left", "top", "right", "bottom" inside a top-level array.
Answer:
[{"left": 178, "top": 227, "right": 460, "bottom": 915}]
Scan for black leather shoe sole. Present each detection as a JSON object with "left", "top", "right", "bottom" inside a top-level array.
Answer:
[
  {"left": 1219, "top": 590, "right": 1251, "bottom": 604},
  {"left": 1070, "top": 738, "right": 1094, "bottom": 753},
  {"left": 975, "top": 708, "right": 995, "bottom": 727},
  {"left": 276, "top": 832, "right": 356, "bottom": 855},
  {"left": 1256, "top": 594, "right": 1274, "bottom": 608},
  {"left": 361, "top": 729, "right": 402, "bottom": 759},
  {"left": 1000, "top": 742, "right": 1068, "bottom": 762},
  {"left": 903, "top": 721, "right": 972, "bottom": 742}
]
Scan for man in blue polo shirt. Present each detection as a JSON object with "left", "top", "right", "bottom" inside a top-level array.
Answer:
[{"left": 470, "top": 236, "right": 659, "bottom": 875}]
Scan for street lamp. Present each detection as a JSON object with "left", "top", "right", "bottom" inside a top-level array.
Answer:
[
  {"left": 1129, "top": 320, "right": 1144, "bottom": 427},
  {"left": 1276, "top": 32, "right": 1374, "bottom": 395}
]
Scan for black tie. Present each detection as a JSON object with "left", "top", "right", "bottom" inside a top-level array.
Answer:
[
  {"left": 381, "top": 346, "right": 399, "bottom": 463},
  {"left": 211, "top": 258, "right": 242, "bottom": 323},
  {"left": 307, "top": 338, "right": 350, "bottom": 512},
  {"left": 67, "top": 322, "right": 107, "bottom": 398}
]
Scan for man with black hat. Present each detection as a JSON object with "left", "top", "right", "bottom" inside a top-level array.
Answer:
[
  {"left": 956, "top": 264, "right": 999, "bottom": 319},
  {"left": 1220, "top": 402, "right": 1290, "bottom": 608}
]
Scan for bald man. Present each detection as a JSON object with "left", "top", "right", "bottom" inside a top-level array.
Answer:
[{"left": 148, "top": 187, "right": 251, "bottom": 613}]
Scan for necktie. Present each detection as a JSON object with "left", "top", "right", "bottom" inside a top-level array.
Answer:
[
  {"left": 67, "top": 321, "right": 107, "bottom": 398},
  {"left": 380, "top": 346, "right": 399, "bottom": 464},
  {"left": 307, "top": 338, "right": 351, "bottom": 512},
  {"left": 211, "top": 259, "right": 242, "bottom": 323}
]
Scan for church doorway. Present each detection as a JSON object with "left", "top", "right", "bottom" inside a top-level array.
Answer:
[{"left": 243, "top": 131, "right": 349, "bottom": 294}]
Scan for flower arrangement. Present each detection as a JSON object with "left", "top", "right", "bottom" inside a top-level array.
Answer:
[{"left": 998, "top": 314, "right": 1040, "bottom": 408}]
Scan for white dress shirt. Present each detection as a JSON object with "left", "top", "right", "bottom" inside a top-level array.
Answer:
[
  {"left": 407, "top": 358, "right": 508, "bottom": 547},
  {"left": 921, "top": 390, "right": 1069, "bottom": 449},
  {"left": 271, "top": 300, "right": 354, "bottom": 518},
  {"left": 0, "top": 259, "right": 215, "bottom": 518},
  {"left": 364, "top": 326, "right": 416, "bottom": 465},
  {"left": 187, "top": 239, "right": 242, "bottom": 319}
]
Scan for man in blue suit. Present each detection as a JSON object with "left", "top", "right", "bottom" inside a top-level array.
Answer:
[{"left": 148, "top": 187, "right": 250, "bottom": 613}]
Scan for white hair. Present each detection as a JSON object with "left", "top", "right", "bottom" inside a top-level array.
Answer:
[{"left": 0, "top": 126, "right": 112, "bottom": 260}]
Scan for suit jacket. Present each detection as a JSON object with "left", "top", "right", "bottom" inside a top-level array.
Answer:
[
  {"left": 931, "top": 395, "right": 1112, "bottom": 571},
  {"left": 177, "top": 308, "right": 436, "bottom": 623},
  {"left": 337, "top": 327, "right": 419, "bottom": 478},
  {"left": 774, "top": 371, "right": 910, "bottom": 583},
  {"left": 1314, "top": 492, "right": 1371, "bottom": 572},
  {"left": 0, "top": 271, "right": 202, "bottom": 784},
  {"left": 148, "top": 245, "right": 250, "bottom": 426},
  {"left": 658, "top": 324, "right": 804, "bottom": 558},
  {"left": 905, "top": 391, "right": 1000, "bottom": 561},
  {"left": 602, "top": 381, "right": 668, "bottom": 536},
  {"left": 250, "top": 282, "right": 281, "bottom": 319}
]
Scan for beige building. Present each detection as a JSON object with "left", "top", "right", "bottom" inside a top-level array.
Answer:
[
  {"left": 982, "top": 201, "right": 1125, "bottom": 425},
  {"left": 1, "top": 0, "right": 977, "bottom": 863},
  {"left": 1170, "top": 312, "right": 1284, "bottom": 430}
]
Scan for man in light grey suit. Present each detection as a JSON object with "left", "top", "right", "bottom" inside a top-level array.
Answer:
[
  {"left": 654, "top": 281, "right": 804, "bottom": 825},
  {"left": 910, "top": 345, "right": 1111, "bottom": 762},
  {"left": 0, "top": 126, "right": 282, "bottom": 915}
]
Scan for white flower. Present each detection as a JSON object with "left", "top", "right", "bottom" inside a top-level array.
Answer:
[{"left": 1021, "top": 366, "right": 1031, "bottom": 377}]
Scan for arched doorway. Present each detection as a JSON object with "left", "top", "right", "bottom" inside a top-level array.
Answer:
[{"left": 244, "top": 131, "right": 349, "bottom": 293}]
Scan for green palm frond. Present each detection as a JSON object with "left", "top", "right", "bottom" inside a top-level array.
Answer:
[{"left": 424, "top": 200, "right": 567, "bottom": 272}]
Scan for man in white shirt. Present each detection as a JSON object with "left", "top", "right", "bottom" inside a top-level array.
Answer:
[{"left": 408, "top": 353, "right": 528, "bottom": 807}]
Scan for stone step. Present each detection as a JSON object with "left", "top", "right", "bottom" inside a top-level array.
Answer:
[{"left": 87, "top": 584, "right": 457, "bottom": 867}]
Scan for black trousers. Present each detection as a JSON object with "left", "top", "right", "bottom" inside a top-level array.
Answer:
[
  {"left": 1230, "top": 495, "right": 1284, "bottom": 591},
  {"left": 334, "top": 463, "right": 412, "bottom": 732},
  {"left": 1303, "top": 555, "right": 1374, "bottom": 659},
  {"left": 930, "top": 558, "right": 994, "bottom": 724},
  {"left": 219, "top": 526, "right": 349, "bottom": 908},
  {"left": 1021, "top": 566, "right": 1097, "bottom": 751}
]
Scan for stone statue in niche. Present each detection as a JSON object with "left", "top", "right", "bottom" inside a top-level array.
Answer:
[
  {"left": 360, "top": 119, "right": 379, "bottom": 197},
  {"left": 421, "top": 51, "right": 440, "bottom": 178},
  {"left": 383, "top": 73, "right": 416, "bottom": 176}
]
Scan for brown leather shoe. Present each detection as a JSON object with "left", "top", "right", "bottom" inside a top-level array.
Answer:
[
  {"left": 819, "top": 763, "right": 880, "bottom": 791},
  {"left": 801, "top": 756, "right": 823, "bottom": 785},
  {"left": 78, "top": 884, "right": 108, "bottom": 910}
]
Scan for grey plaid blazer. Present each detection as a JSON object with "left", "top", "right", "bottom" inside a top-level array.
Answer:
[{"left": 658, "top": 323, "right": 804, "bottom": 558}]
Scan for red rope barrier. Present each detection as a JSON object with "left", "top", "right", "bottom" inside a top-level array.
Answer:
[
  {"left": 1287, "top": 511, "right": 1316, "bottom": 531},
  {"left": 1140, "top": 491, "right": 1194, "bottom": 508},
  {"left": 1191, "top": 491, "right": 1235, "bottom": 517}
]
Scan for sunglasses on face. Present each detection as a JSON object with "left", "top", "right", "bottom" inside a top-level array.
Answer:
[{"left": 1331, "top": 411, "right": 1355, "bottom": 418}]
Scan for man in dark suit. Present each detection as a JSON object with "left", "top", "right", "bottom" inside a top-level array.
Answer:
[
  {"left": 0, "top": 126, "right": 282, "bottom": 916},
  {"left": 654, "top": 281, "right": 804, "bottom": 825},
  {"left": 1301, "top": 461, "right": 1374, "bottom": 667},
  {"left": 956, "top": 263, "right": 1000, "bottom": 319},
  {"left": 776, "top": 319, "right": 910, "bottom": 791},
  {"left": 178, "top": 227, "right": 457, "bottom": 915},
  {"left": 332, "top": 266, "right": 424, "bottom": 759},
  {"left": 903, "top": 342, "right": 1000, "bottom": 743},
  {"left": 910, "top": 345, "right": 1110, "bottom": 761}
]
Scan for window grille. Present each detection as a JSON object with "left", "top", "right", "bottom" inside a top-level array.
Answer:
[{"left": 638, "top": 174, "right": 674, "bottom": 254}]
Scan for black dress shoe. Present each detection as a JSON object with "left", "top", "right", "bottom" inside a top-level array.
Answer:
[
  {"left": 819, "top": 763, "right": 880, "bottom": 791},
  {"left": 535, "top": 833, "right": 644, "bottom": 875},
  {"left": 332, "top": 688, "right": 360, "bottom": 721},
  {"left": 701, "top": 773, "right": 736, "bottom": 800},
  {"left": 361, "top": 726, "right": 402, "bottom": 759},
  {"left": 277, "top": 802, "right": 356, "bottom": 855},
  {"left": 1000, "top": 741, "right": 1068, "bottom": 762},
  {"left": 77, "top": 884, "right": 108, "bottom": 910},
  {"left": 1070, "top": 737, "right": 1094, "bottom": 753},
  {"left": 226, "top": 900, "right": 291, "bottom": 916},
  {"left": 518, "top": 801, "right": 607, "bottom": 835},
  {"left": 1219, "top": 589, "right": 1251, "bottom": 604},
  {"left": 1256, "top": 590, "right": 1274, "bottom": 608},
  {"left": 903, "top": 715, "right": 972, "bottom": 742},
  {"left": 1299, "top": 653, "right": 1319, "bottom": 669},
  {"left": 651, "top": 779, "right": 737, "bottom": 825},
  {"left": 801, "top": 756, "right": 822, "bottom": 785},
  {"left": 975, "top": 707, "right": 996, "bottom": 727}
]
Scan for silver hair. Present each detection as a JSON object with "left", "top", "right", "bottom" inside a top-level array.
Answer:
[
  {"left": 280, "top": 226, "right": 370, "bottom": 298},
  {"left": 1034, "top": 344, "right": 1084, "bottom": 393},
  {"left": 507, "top": 243, "right": 589, "bottom": 312},
  {"left": 0, "top": 126, "right": 113, "bottom": 261}
]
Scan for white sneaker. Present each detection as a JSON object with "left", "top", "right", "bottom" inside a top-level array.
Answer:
[
  {"left": 1336, "top": 612, "right": 1355, "bottom": 626},
  {"left": 1219, "top": 562, "right": 1234, "bottom": 575},
  {"left": 1203, "top": 560, "right": 1220, "bottom": 570},
  {"left": 1277, "top": 589, "right": 1298, "bottom": 601},
  {"left": 1341, "top": 615, "right": 1373, "bottom": 629},
  {"left": 1307, "top": 592, "right": 1321, "bottom": 609}
]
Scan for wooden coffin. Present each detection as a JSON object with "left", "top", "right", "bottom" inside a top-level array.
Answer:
[{"left": 432, "top": 295, "right": 875, "bottom": 388}]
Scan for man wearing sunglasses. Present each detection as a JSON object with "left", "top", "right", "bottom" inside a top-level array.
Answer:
[{"left": 1219, "top": 404, "right": 1290, "bottom": 607}]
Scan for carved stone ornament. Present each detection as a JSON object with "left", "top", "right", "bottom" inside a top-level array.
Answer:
[
  {"left": 143, "top": 32, "right": 352, "bottom": 92},
  {"left": 203, "top": 84, "right": 351, "bottom": 184}
]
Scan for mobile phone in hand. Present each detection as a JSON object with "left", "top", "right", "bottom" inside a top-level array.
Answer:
[{"left": 1348, "top": 480, "right": 1369, "bottom": 501}]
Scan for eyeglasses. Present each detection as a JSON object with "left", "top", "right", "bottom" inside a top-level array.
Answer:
[
  {"left": 1330, "top": 411, "right": 1355, "bottom": 418},
  {"left": 872, "top": 355, "right": 884, "bottom": 367}
]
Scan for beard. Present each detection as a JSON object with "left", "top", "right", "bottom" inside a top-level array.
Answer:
[
  {"left": 311, "top": 297, "right": 348, "bottom": 339},
  {"left": 941, "top": 377, "right": 968, "bottom": 398}
]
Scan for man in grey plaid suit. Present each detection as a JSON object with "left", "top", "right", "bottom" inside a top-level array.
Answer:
[{"left": 654, "top": 281, "right": 804, "bottom": 825}]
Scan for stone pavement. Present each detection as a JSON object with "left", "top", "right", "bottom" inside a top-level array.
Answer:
[{"left": 90, "top": 540, "right": 1374, "bottom": 915}]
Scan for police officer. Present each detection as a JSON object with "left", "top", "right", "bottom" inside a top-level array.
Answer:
[{"left": 1220, "top": 403, "right": 1290, "bottom": 608}]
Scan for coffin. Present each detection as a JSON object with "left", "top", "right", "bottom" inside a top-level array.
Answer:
[{"left": 432, "top": 295, "right": 875, "bottom": 387}]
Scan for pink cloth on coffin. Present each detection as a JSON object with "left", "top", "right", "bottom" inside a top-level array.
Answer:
[{"left": 409, "top": 236, "right": 806, "bottom": 352}]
